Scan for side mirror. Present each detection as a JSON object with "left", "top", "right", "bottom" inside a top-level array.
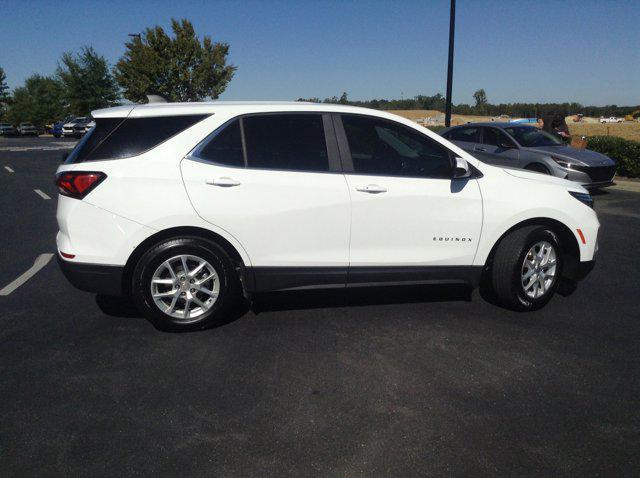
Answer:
[
  {"left": 61, "top": 151, "right": 69, "bottom": 163},
  {"left": 453, "top": 157, "right": 471, "bottom": 179}
]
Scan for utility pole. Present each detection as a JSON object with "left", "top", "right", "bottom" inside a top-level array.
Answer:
[{"left": 444, "top": 0, "right": 456, "bottom": 127}]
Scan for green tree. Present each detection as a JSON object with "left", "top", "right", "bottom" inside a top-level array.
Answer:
[
  {"left": 8, "top": 74, "right": 66, "bottom": 125},
  {"left": 0, "top": 67, "right": 10, "bottom": 120},
  {"left": 57, "top": 47, "right": 119, "bottom": 115},
  {"left": 473, "top": 89, "right": 488, "bottom": 110},
  {"left": 115, "top": 19, "right": 236, "bottom": 103}
]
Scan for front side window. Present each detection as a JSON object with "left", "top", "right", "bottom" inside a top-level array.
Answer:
[
  {"left": 243, "top": 114, "right": 329, "bottom": 172},
  {"left": 482, "top": 127, "right": 516, "bottom": 147},
  {"left": 447, "top": 127, "right": 480, "bottom": 143},
  {"left": 342, "top": 115, "right": 452, "bottom": 178}
]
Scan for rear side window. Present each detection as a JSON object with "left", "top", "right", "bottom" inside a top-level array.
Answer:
[
  {"left": 194, "top": 120, "right": 244, "bottom": 167},
  {"left": 243, "top": 114, "right": 329, "bottom": 172},
  {"left": 342, "top": 114, "right": 452, "bottom": 179},
  {"left": 446, "top": 127, "right": 479, "bottom": 143},
  {"left": 66, "top": 114, "right": 208, "bottom": 163}
]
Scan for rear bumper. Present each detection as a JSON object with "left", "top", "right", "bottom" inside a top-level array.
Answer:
[{"left": 57, "top": 255, "right": 124, "bottom": 296}]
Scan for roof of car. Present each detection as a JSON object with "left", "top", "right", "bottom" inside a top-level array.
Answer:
[
  {"left": 448, "top": 122, "right": 524, "bottom": 128},
  {"left": 91, "top": 101, "right": 395, "bottom": 119}
]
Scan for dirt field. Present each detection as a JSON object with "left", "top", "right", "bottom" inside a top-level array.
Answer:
[{"left": 389, "top": 110, "right": 640, "bottom": 141}]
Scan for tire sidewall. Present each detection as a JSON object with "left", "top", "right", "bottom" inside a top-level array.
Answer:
[
  {"left": 132, "top": 238, "right": 232, "bottom": 331},
  {"left": 512, "top": 228, "right": 563, "bottom": 310}
]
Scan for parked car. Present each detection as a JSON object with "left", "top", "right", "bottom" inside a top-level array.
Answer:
[
  {"left": 72, "top": 118, "right": 92, "bottom": 137},
  {"left": 599, "top": 116, "right": 623, "bottom": 123},
  {"left": 62, "top": 117, "right": 86, "bottom": 137},
  {"left": 17, "top": 122, "right": 38, "bottom": 136},
  {"left": 0, "top": 123, "right": 18, "bottom": 136},
  {"left": 441, "top": 123, "right": 616, "bottom": 188},
  {"left": 56, "top": 102, "right": 599, "bottom": 331},
  {"left": 53, "top": 117, "right": 75, "bottom": 138}
]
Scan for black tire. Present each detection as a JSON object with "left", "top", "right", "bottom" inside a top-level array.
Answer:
[
  {"left": 491, "top": 226, "right": 563, "bottom": 311},
  {"left": 131, "top": 237, "right": 241, "bottom": 332},
  {"left": 525, "top": 163, "right": 551, "bottom": 175}
]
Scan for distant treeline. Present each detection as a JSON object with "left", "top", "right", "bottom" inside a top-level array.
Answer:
[{"left": 297, "top": 93, "right": 639, "bottom": 118}]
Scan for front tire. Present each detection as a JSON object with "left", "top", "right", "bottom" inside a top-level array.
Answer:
[
  {"left": 131, "top": 237, "right": 240, "bottom": 331},
  {"left": 491, "top": 226, "right": 563, "bottom": 311}
]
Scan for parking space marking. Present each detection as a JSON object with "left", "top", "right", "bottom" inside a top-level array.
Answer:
[
  {"left": 34, "top": 189, "right": 51, "bottom": 200},
  {"left": 0, "top": 144, "right": 76, "bottom": 152},
  {"left": 4, "top": 166, "right": 14, "bottom": 173},
  {"left": 0, "top": 253, "right": 54, "bottom": 296}
]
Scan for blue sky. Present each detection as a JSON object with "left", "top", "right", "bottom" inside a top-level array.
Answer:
[{"left": 1, "top": 0, "right": 638, "bottom": 105}]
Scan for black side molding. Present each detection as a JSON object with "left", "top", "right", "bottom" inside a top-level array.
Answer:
[{"left": 246, "top": 265, "right": 482, "bottom": 293}]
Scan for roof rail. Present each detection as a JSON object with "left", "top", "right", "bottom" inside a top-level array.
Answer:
[{"left": 146, "top": 94, "right": 168, "bottom": 104}]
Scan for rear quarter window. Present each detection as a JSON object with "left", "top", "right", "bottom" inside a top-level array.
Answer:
[{"left": 66, "top": 114, "right": 209, "bottom": 163}]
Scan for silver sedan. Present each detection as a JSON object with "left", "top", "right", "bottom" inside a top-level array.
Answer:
[{"left": 441, "top": 122, "right": 616, "bottom": 188}]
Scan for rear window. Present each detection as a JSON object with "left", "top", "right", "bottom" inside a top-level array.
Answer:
[{"left": 66, "top": 114, "right": 208, "bottom": 163}]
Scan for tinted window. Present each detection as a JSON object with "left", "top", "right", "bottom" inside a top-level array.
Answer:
[
  {"left": 503, "top": 126, "right": 564, "bottom": 147},
  {"left": 482, "top": 127, "right": 515, "bottom": 147},
  {"left": 66, "top": 114, "right": 208, "bottom": 163},
  {"left": 342, "top": 115, "right": 452, "bottom": 178},
  {"left": 243, "top": 114, "right": 329, "bottom": 172},
  {"left": 447, "top": 127, "right": 480, "bottom": 143},
  {"left": 195, "top": 120, "right": 244, "bottom": 167}
]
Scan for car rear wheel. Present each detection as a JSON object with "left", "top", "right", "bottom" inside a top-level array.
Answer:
[
  {"left": 491, "top": 226, "right": 563, "bottom": 311},
  {"left": 131, "top": 237, "right": 241, "bottom": 331}
]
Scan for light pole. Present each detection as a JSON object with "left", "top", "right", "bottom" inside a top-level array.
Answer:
[{"left": 444, "top": 0, "right": 456, "bottom": 127}]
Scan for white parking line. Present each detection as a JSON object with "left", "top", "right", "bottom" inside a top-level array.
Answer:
[
  {"left": 4, "top": 166, "right": 14, "bottom": 173},
  {"left": 34, "top": 189, "right": 51, "bottom": 200},
  {"left": 0, "top": 253, "right": 54, "bottom": 296}
]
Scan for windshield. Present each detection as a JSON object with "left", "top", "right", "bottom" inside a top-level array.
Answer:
[{"left": 503, "top": 126, "right": 564, "bottom": 147}]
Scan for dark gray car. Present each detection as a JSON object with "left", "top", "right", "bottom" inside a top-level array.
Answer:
[{"left": 441, "top": 122, "right": 616, "bottom": 188}]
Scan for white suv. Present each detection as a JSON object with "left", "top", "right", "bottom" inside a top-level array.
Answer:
[{"left": 55, "top": 102, "right": 599, "bottom": 331}]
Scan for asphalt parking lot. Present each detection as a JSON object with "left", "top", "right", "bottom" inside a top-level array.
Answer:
[{"left": 1, "top": 136, "right": 639, "bottom": 476}]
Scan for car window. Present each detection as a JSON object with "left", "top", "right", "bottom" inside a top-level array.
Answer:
[
  {"left": 503, "top": 126, "right": 564, "bottom": 147},
  {"left": 482, "top": 127, "right": 515, "bottom": 147},
  {"left": 447, "top": 127, "right": 480, "bottom": 143},
  {"left": 243, "top": 114, "right": 329, "bottom": 172},
  {"left": 194, "top": 119, "right": 244, "bottom": 167},
  {"left": 341, "top": 114, "right": 452, "bottom": 179},
  {"left": 66, "top": 115, "right": 208, "bottom": 163}
]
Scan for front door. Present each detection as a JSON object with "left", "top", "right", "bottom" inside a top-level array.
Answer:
[
  {"left": 474, "top": 126, "right": 520, "bottom": 167},
  {"left": 336, "top": 114, "right": 483, "bottom": 281}
]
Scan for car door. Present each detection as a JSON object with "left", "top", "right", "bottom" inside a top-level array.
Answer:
[
  {"left": 474, "top": 126, "right": 520, "bottom": 167},
  {"left": 335, "top": 114, "right": 483, "bottom": 282},
  {"left": 181, "top": 113, "right": 351, "bottom": 291},
  {"left": 443, "top": 126, "right": 481, "bottom": 155}
]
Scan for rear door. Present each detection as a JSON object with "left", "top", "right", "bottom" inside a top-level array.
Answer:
[
  {"left": 180, "top": 113, "right": 351, "bottom": 290},
  {"left": 475, "top": 126, "right": 520, "bottom": 167}
]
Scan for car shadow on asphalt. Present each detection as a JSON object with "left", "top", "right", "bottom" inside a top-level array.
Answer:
[{"left": 96, "top": 283, "right": 473, "bottom": 320}]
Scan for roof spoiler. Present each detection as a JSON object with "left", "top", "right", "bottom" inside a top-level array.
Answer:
[{"left": 146, "top": 94, "right": 168, "bottom": 104}]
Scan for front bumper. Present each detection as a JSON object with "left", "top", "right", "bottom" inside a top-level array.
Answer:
[{"left": 57, "top": 255, "right": 124, "bottom": 296}]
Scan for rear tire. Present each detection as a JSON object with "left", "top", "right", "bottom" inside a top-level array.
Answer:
[
  {"left": 131, "top": 237, "right": 241, "bottom": 332},
  {"left": 491, "top": 226, "right": 563, "bottom": 311}
]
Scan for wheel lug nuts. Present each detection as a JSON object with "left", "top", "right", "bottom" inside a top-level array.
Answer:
[
  {"left": 190, "top": 288, "right": 195, "bottom": 293},
  {"left": 180, "top": 292, "right": 186, "bottom": 296},
  {"left": 189, "top": 279, "right": 194, "bottom": 284}
]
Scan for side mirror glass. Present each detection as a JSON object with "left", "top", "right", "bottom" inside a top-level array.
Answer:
[{"left": 453, "top": 157, "right": 471, "bottom": 179}]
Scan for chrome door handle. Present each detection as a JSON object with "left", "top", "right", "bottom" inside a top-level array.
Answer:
[
  {"left": 355, "top": 184, "right": 387, "bottom": 194},
  {"left": 206, "top": 177, "right": 241, "bottom": 187}
]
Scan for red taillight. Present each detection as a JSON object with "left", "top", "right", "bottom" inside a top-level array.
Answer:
[{"left": 55, "top": 171, "right": 106, "bottom": 199}]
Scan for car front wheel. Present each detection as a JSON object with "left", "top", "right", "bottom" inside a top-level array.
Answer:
[
  {"left": 491, "top": 226, "right": 563, "bottom": 311},
  {"left": 131, "top": 237, "right": 241, "bottom": 331}
]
